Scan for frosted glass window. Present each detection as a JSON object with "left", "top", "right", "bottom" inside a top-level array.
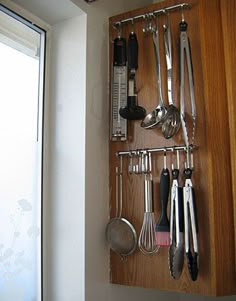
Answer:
[{"left": 0, "top": 5, "right": 45, "bottom": 301}]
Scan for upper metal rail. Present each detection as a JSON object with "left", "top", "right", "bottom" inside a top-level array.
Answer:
[{"left": 113, "top": 2, "right": 190, "bottom": 29}]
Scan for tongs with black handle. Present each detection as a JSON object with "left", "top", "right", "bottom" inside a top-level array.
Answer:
[
  {"left": 179, "top": 13, "right": 199, "bottom": 281},
  {"left": 169, "top": 150, "right": 184, "bottom": 280},
  {"left": 183, "top": 167, "right": 199, "bottom": 281}
]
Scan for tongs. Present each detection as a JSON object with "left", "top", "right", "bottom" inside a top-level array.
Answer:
[
  {"left": 183, "top": 165, "right": 199, "bottom": 281},
  {"left": 169, "top": 150, "right": 184, "bottom": 280},
  {"left": 180, "top": 19, "right": 196, "bottom": 151},
  {"left": 179, "top": 12, "right": 199, "bottom": 281}
]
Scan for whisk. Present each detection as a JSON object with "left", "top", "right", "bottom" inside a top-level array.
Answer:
[{"left": 138, "top": 153, "right": 159, "bottom": 255}]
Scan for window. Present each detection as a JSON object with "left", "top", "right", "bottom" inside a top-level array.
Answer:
[{"left": 0, "top": 5, "right": 45, "bottom": 301}]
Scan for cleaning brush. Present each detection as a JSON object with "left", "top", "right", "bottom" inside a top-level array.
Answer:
[{"left": 155, "top": 151, "right": 170, "bottom": 247}]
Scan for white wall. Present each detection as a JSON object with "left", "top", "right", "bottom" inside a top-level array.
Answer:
[{"left": 44, "top": 14, "right": 86, "bottom": 301}]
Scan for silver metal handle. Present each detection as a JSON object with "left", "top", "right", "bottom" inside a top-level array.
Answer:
[
  {"left": 144, "top": 176, "right": 153, "bottom": 213},
  {"left": 152, "top": 28, "right": 164, "bottom": 106},
  {"left": 180, "top": 30, "right": 196, "bottom": 147},
  {"left": 183, "top": 181, "right": 198, "bottom": 254},
  {"left": 164, "top": 14, "right": 174, "bottom": 105},
  {"left": 170, "top": 180, "right": 181, "bottom": 245}
]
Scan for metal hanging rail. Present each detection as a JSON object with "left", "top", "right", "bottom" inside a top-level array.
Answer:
[
  {"left": 116, "top": 144, "right": 197, "bottom": 157},
  {"left": 113, "top": 2, "right": 190, "bottom": 28}
]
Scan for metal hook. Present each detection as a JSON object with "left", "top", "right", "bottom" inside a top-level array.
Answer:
[
  {"left": 142, "top": 14, "right": 149, "bottom": 33},
  {"left": 171, "top": 147, "right": 175, "bottom": 170},
  {"left": 172, "top": 148, "right": 180, "bottom": 170},
  {"left": 119, "top": 154, "right": 123, "bottom": 174},
  {"left": 148, "top": 13, "right": 154, "bottom": 33},
  {"left": 184, "top": 146, "right": 191, "bottom": 170},
  {"left": 190, "top": 147, "right": 194, "bottom": 170},
  {"left": 128, "top": 151, "right": 133, "bottom": 174},
  {"left": 163, "top": 147, "right": 167, "bottom": 170},
  {"left": 131, "top": 18, "right": 135, "bottom": 34},
  {"left": 116, "top": 22, "right": 122, "bottom": 39},
  {"left": 148, "top": 151, "right": 152, "bottom": 175},
  {"left": 181, "top": 4, "right": 185, "bottom": 22}
]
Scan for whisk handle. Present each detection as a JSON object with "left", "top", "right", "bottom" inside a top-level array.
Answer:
[{"left": 144, "top": 177, "right": 153, "bottom": 212}]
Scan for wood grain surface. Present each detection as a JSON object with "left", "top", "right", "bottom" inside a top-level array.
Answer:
[
  {"left": 220, "top": 0, "right": 236, "bottom": 283},
  {"left": 108, "top": 0, "right": 236, "bottom": 296}
]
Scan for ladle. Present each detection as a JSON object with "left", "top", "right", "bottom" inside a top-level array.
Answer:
[
  {"left": 141, "top": 16, "right": 167, "bottom": 129},
  {"left": 161, "top": 13, "right": 181, "bottom": 139}
]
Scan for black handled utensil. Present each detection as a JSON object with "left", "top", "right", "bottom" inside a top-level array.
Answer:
[
  {"left": 169, "top": 150, "right": 184, "bottom": 280},
  {"left": 120, "top": 30, "right": 146, "bottom": 120},
  {"left": 156, "top": 151, "right": 170, "bottom": 247},
  {"left": 183, "top": 167, "right": 199, "bottom": 281}
]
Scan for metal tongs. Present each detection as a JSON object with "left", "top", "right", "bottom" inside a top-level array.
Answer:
[
  {"left": 169, "top": 150, "right": 184, "bottom": 280},
  {"left": 183, "top": 162, "right": 198, "bottom": 281},
  {"left": 179, "top": 9, "right": 199, "bottom": 281},
  {"left": 180, "top": 14, "right": 196, "bottom": 153}
]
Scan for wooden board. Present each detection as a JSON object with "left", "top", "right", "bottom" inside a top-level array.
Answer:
[
  {"left": 220, "top": 0, "right": 236, "bottom": 278},
  {"left": 108, "top": 0, "right": 236, "bottom": 296}
]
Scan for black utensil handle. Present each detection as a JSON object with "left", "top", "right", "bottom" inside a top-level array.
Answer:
[
  {"left": 114, "top": 37, "right": 127, "bottom": 66},
  {"left": 128, "top": 32, "right": 138, "bottom": 70},
  {"left": 127, "top": 96, "right": 137, "bottom": 108},
  {"left": 178, "top": 187, "right": 184, "bottom": 232},
  {"left": 158, "top": 168, "right": 170, "bottom": 228},
  {"left": 186, "top": 251, "right": 199, "bottom": 281}
]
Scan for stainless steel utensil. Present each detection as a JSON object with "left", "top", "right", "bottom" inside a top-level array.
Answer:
[
  {"left": 179, "top": 12, "right": 198, "bottom": 281},
  {"left": 183, "top": 166, "right": 199, "bottom": 281},
  {"left": 141, "top": 17, "right": 167, "bottom": 129},
  {"left": 139, "top": 174, "right": 159, "bottom": 255},
  {"left": 180, "top": 19, "right": 196, "bottom": 151},
  {"left": 106, "top": 156, "right": 137, "bottom": 259},
  {"left": 138, "top": 152, "right": 159, "bottom": 255},
  {"left": 169, "top": 150, "right": 184, "bottom": 279},
  {"left": 161, "top": 13, "right": 181, "bottom": 139}
]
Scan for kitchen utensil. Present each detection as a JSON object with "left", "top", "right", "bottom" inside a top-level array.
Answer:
[
  {"left": 169, "top": 150, "right": 184, "bottom": 280},
  {"left": 141, "top": 16, "right": 167, "bottom": 129},
  {"left": 139, "top": 152, "right": 159, "bottom": 255},
  {"left": 179, "top": 11, "right": 199, "bottom": 281},
  {"left": 119, "top": 27, "right": 146, "bottom": 120},
  {"left": 106, "top": 156, "right": 137, "bottom": 258},
  {"left": 183, "top": 166, "right": 199, "bottom": 281},
  {"left": 128, "top": 152, "right": 134, "bottom": 174},
  {"left": 111, "top": 25, "right": 128, "bottom": 141},
  {"left": 179, "top": 16, "right": 196, "bottom": 151},
  {"left": 161, "top": 13, "right": 181, "bottom": 139},
  {"left": 155, "top": 150, "right": 170, "bottom": 247},
  {"left": 139, "top": 174, "right": 159, "bottom": 255}
]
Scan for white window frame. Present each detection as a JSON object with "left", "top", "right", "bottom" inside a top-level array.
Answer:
[{"left": 0, "top": 2, "right": 51, "bottom": 300}]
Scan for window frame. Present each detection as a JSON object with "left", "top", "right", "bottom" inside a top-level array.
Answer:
[{"left": 0, "top": 4, "right": 47, "bottom": 300}]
